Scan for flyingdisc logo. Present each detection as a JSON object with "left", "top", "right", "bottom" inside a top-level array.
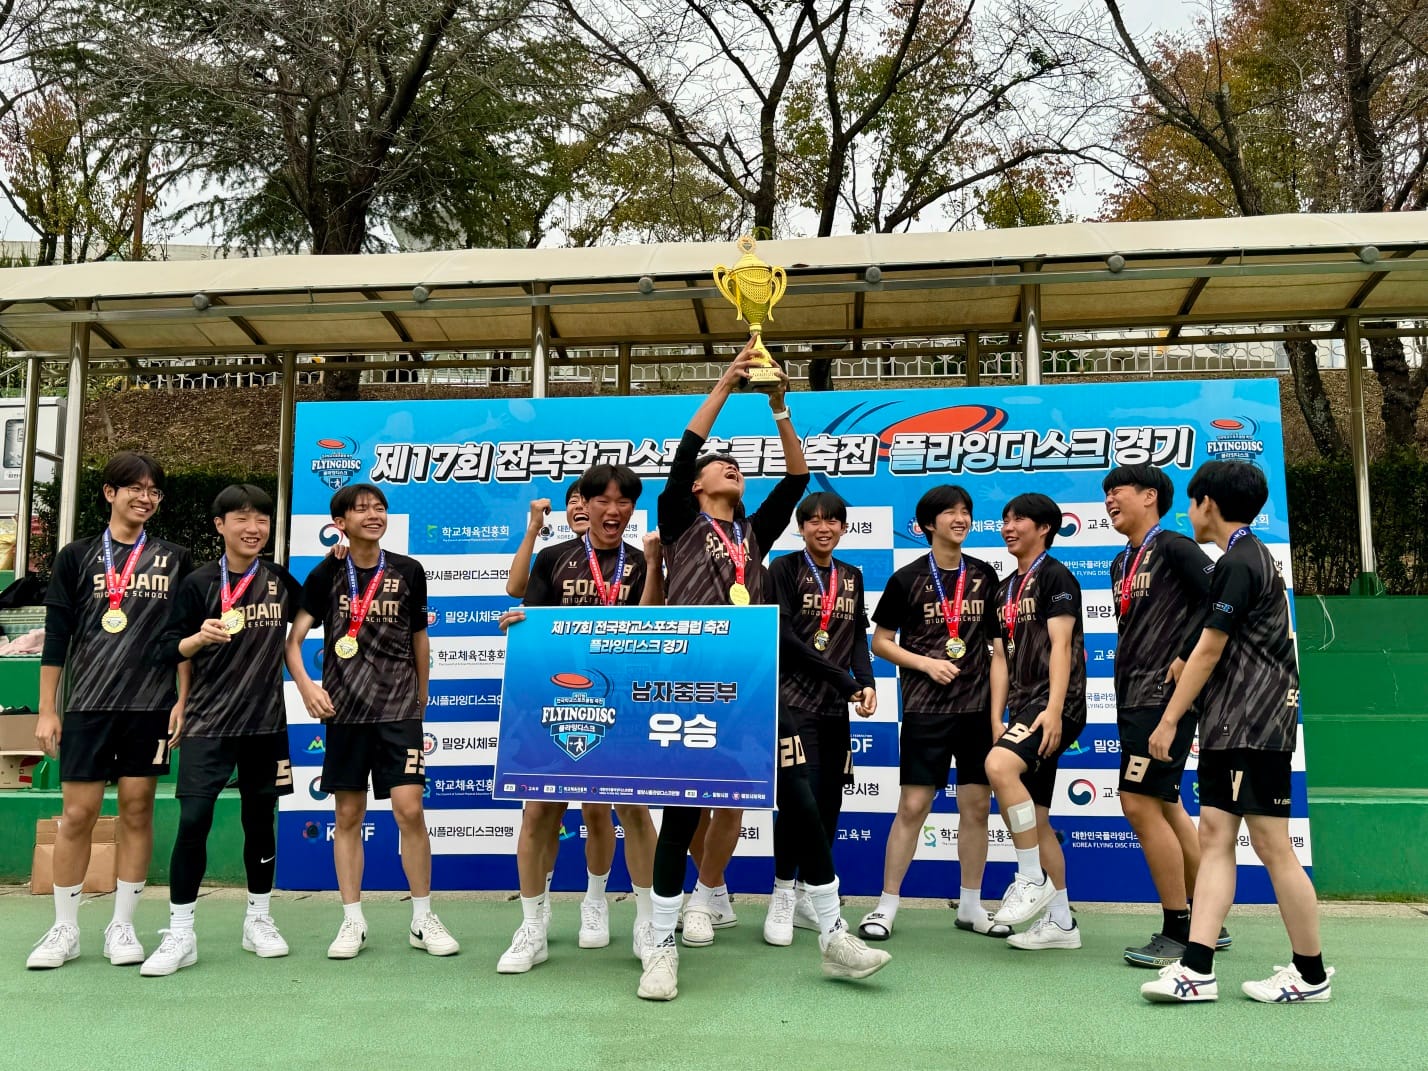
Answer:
[
  {"left": 544, "top": 670, "right": 616, "bottom": 761},
  {"left": 1067, "top": 778, "right": 1097, "bottom": 806},
  {"left": 1206, "top": 417, "right": 1265, "bottom": 461},
  {"left": 312, "top": 436, "right": 364, "bottom": 490}
]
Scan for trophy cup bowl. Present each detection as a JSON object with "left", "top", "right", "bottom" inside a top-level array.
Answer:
[{"left": 713, "top": 235, "right": 789, "bottom": 393}]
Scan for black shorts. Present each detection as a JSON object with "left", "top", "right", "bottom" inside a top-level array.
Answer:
[
  {"left": 786, "top": 708, "right": 853, "bottom": 786},
  {"left": 177, "top": 733, "right": 294, "bottom": 800},
  {"left": 1198, "top": 748, "right": 1292, "bottom": 818},
  {"left": 899, "top": 710, "right": 992, "bottom": 789},
  {"left": 777, "top": 710, "right": 808, "bottom": 773},
  {"left": 321, "top": 720, "right": 426, "bottom": 800},
  {"left": 1118, "top": 706, "right": 1197, "bottom": 802},
  {"left": 992, "top": 710, "right": 1086, "bottom": 808},
  {"left": 60, "top": 709, "right": 172, "bottom": 783}
]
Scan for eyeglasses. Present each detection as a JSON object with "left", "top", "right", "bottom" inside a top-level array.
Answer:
[{"left": 123, "top": 484, "right": 164, "bottom": 501}]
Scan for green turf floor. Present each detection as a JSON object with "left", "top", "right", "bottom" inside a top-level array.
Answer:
[{"left": 2, "top": 889, "right": 1423, "bottom": 1071}]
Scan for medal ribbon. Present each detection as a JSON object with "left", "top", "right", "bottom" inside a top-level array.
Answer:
[
  {"left": 343, "top": 550, "right": 387, "bottom": 642},
  {"left": 701, "top": 513, "right": 747, "bottom": 589},
  {"left": 802, "top": 550, "right": 838, "bottom": 636},
  {"left": 1117, "top": 525, "right": 1161, "bottom": 617},
  {"left": 1226, "top": 526, "right": 1252, "bottom": 551},
  {"left": 583, "top": 535, "right": 626, "bottom": 607},
  {"left": 102, "top": 528, "right": 147, "bottom": 611},
  {"left": 220, "top": 554, "right": 262, "bottom": 615},
  {"left": 1003, "top": 551, "right": 1047, "bottom": 651},
  {"left": 928, "top": 554, "right": 967, "bottom": 646}
]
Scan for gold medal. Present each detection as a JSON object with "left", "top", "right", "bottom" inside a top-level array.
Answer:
[
  {"left": 729, "top": 583, "right": 750, "bottom": 606},
  {"left": 334, "top": 635, "right": 360, "bottom": 660},
  {"left": 813, "top": 629, "right": 830, "bottom": 652},
  {"left": 101, "top": 607, "right": 128, "bottom": 634},
  {"left": 946, "top": 637, "right": 966, "bottom": 660},
  {"left": 220, "top": 608, "right": 245, "bottom": 635}
]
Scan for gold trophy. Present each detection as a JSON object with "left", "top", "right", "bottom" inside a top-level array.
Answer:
[{"left": 713, "top": 234, "right": 788, "bottom": 391}]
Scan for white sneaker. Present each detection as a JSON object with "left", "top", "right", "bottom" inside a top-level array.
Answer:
[
  {"left": 26, "top": 923, "right": 80, "bottom": 970},
  {"left": 327, "top": 917, "right": 367, "bottom": 959},
  {"left": 1006, "top": 915, "right": 1082, "bottom": 950},
  {"left": 681, "top": 907, "right": 715, "bottom": 947},
  {"left": 139, "top": 929, "right": 197, "bottom": 977},
  {"left": 992, "top": 872, "right": 1055, "bottom": 926},
  {"left": 103, "top": 921, "right": 145, "bottom": 966},
  {"left": 1141, "top": 960, "right": 1219, "bottom": 1003},
  {"left": 820, "top": 924, "right": 892, "bottom": 980},
  {"left": 792, "top": 891, "right": 821, "bottom": 932},
  {"left": 496, "top": 923, "right": 548, "bottom": 974},
  {"left": 1241, "top": 964, "right": 1335, "bottom": 1003},
  {"left": 764, "top": 887, "right": 796, "bottom": 946},
  {"left": 632, "top": 920, "right": 656, "bottom": 961},
  {"left": 638, "top": 939, "right": 679, "bottom": 1001},
  {"left": 578, "top": 898, "right": 610, "bottom": 949},
  {"left": 242, "top": 915, "right": 290, "bottom": 958},
  {"left": 410, "top": 912, "right": 460, "bottom": 956}
]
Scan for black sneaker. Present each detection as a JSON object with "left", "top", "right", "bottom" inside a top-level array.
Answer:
[
  {"left": 1216, "top": 926, "right": 1232, "bottom": 950},
  {"left": 1124, "top": 932, "right": 1186, "bottom": 968}
]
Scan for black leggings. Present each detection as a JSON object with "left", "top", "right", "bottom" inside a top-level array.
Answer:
[
  {"left": 168, "top": 793, "right": 278, "bottom": 904},
  {"left": 653, "top": 760, "right": 835, "bottom": 896},
  {"left": 773, "top": 760, "right": 845, "bottom": 881}
]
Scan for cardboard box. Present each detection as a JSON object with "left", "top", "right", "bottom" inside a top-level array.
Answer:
[
  {"left": 0, "top": 751, "right": 41, "bottom": 788},
  {"left": 0, "top": 712, "right": 38, "bottom": 750},
  {"left": 31, "top": 816, "right": 118, "bottom": 895}
]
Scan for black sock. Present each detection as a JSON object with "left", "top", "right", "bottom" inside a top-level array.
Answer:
[
  {"left": 1162, "top": 908, "right": 1191, "bottom": 944},
  {"left": 1182, "top": 941, "right": 1215, "bottom": 974},
  {"left": 1292, "top": 952, "right": 1327, "bottom": 985}
]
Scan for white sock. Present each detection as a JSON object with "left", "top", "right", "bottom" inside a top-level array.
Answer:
[
  {"left": 632, "top": 883, "right": 653, "bottom": 926},
  {"left": 651, "top": 892, "right": 682, "bottom": 944},
  {"left": 113, "top": 880, "right": 144, "bottom": 926},
  {"left": 804, "top": 878, "right": 845, "bottom": 943},
  {"left": 544, "top": 871, "right": 554, "bottom": 897},
  {"left": 53, "top": 883, "right": 83, "bottom": 928},
  {"left": 708, "top": 883, "right": 731, "bottom": 912},
  {"left": 169, "top": 902, "right": 196, "bottom": 933},
  {"left": 520, "top": 894, "right": 545, "bottom": 926},
  {"left": 875, "top": 891, "right": 900, "bottom": 920},
  {"left": 246, "top": 892, "right": 271, "bottom": 919},
  {"left": 688, "top": 880, "right": 715, "bottom": 908},
  {"left": 585, "top": 869, "right": 609, "bottom": 903},
  {"left": 957, "top": 886, "right": 984, "bottom": 920},
  {"left": 1048, "top": 887, "right": 1073, "bottom": 928},
  {"left": 773, "top": 877, "right": 795, "bottom": 892},
  {"left": 411, "top": 895, "right": 432, "bottom": 923},
  {"left": 1014, "top": 846, "right": 1043, "bottom": 882},
  {"left": 343, "top": 901, "right": 365, "bottom": 927}
]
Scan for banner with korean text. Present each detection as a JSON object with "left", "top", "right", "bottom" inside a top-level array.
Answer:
[{"left": 278, "top": 379, "right": 1306, "bottom": 901}]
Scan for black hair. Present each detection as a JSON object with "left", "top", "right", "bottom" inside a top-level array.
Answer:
[
  {"left": 1002, "top": 492, "right": 1063, "bottom": 547},
  {"left": 577, "top": 464, "right": 642, "bottom": 503},
  {"left": 330, "top": 482, "right": 388, "bottom": 518},
  {"left": 796, "top": 491, "right": 848, "bottom": 526},
  {"left": 694, "top": 450, "right": 740, "bottom": 476},
  {"left": 101, "top": 451, "right": 165, "bottom": 492},
  {"left": 915, "top": 485, "right": 974, "bottom": 537},
  {"left": 1102, "top": 464, "right": 1174, "bottom": 518},
  {"left": 212, "top": 483, "right": 273, "bottom": 519},
  {"left": 564, "top": 479, "right": 582, "bottom": 505},
  {"left": 1186, "top": 461, "right": 1269, "bottom": 525}
]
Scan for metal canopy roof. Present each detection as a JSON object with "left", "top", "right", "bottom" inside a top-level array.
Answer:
[{"left": 0, "top": 213, "right": 1425, "bottom": 359}]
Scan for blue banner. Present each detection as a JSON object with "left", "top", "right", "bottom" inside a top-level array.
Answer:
[
  {"left": 495, "top": 605, "right": 778, "bottom": 808},
  {"left": 277, "top": 379, "right": 1309, "bottom": 899}
]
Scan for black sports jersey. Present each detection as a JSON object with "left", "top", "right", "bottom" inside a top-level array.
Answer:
[
  {"left": 1110, "top": 530, "right": 1214, "bottom": 707},
  {"left": 159, "top": 559, "right": 300, "bottom": 737},
  {"left": 769, "top": 552, "right": 874, "bottom": 714},
  {"left": 994, "top": 555, "right": 1086, "bottom": 723},
  {"left": 657, "top": 429, "right": 809, "bottom": 607},
  {"left": 1198, "top": 533, "right": 1299, "bottom": 752},
  {"left": 43, "top": 531, "right": 193, "bottom": 713},
  {"left": 300, "top": 551, "right": 428, "bottom": 724},
  {"left": 873, "top": 553, "right": 1000, "bottom": 715},
  {"left": 524, "top": 538, "right": 647, "bottom": 608}
]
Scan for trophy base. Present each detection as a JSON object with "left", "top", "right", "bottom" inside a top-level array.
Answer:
[{"left": 746, "top": 363, "right": 784, "bottom": 394}]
